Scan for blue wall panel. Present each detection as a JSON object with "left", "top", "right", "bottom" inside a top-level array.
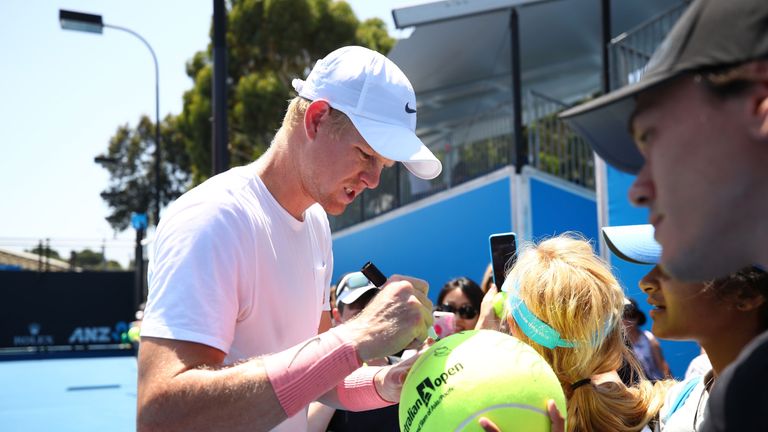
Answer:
[
  {"left": 606, "top": 166, "right": 698, "bottom": 379},
  {"left": 529, "top": 177, "right": 599, "bottom": 249},
  {"left": 333, "top": 177, "right": 512, "bottom": 302}
]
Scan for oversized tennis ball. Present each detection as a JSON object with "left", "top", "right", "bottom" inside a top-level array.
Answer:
[{"left": 399, "top": 329, "right": 566, "bottom": 432}]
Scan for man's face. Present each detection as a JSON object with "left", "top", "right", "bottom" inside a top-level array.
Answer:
[
  {"left": 300, "top": 103, "right": 395, "bottom": 216},
  {"left": 628, "top": 75, "right": 766, "bottom": 280}
]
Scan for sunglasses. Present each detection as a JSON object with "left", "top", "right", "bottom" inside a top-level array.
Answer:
[{"left": 437, "top": 304, "right": 478, "bottom": 320}]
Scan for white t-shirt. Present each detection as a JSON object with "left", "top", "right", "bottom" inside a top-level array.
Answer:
[
  {"left": 142, "top": 163, "right": 334, "bottom": 431},
  {"left": 655, "top": 370, "right": 712, "bottom": 432}
]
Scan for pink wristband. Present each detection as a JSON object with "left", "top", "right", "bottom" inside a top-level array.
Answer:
[
  {"left": 337, "top": 366, "right": 396, "bottom": 411},
  {"left": 264, "top": 328, "right": 362, "bottom": 417}
]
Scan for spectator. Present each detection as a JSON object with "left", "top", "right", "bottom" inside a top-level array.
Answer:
[
  {"left": 480, "top": 234, "right": 669, "bottom": 432},
  {"left": 137, "top": 46, "right": 440, "bottom": 431},
  {"left": 603, "top": 224, "right": 768, "bottom": 430},
  {"left": 562, "top": 1, "right": 768, "bottom": 429},
  {"left": 309, "top": 272, "right": 401, "bottom": 432},
  {"left": 623, "top": 298, "right": 671, "bottom": 381},
  {"left": 684, "top": 349, "right": 711, "bottom": 380},
  {"left": 436, "top": 277, "right": 484, "bottom": 332}
]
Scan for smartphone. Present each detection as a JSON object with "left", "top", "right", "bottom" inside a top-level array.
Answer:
[
  {"left": 432, "top": 311, "right": 456, "bottom": 339},
  {"left": 489, "top": 232, "right": 518, "bottom": 289}
]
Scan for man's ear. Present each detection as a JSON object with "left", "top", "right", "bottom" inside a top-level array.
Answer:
[
  {"left": 756, "top": 92, "right": 768, "bottom": 139},
  {"left": 735, "top": 293, "right": 766, "bottom": 312},
  {"left": 746, "top": 61, "right": 768, "bottom": 140},
  {"left": 304, "top": 100, "right": 332, "bottom": 141},
  {"left": 331, "top": 307, "right": 342, "bottom": 325}
]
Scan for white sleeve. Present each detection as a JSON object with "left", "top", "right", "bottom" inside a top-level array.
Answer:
[{"left": 142, "top": 200, "right": 251, "bottom": 354}]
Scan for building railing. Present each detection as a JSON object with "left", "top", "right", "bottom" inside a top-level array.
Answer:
[
  {"left": 609, "top": 2, "right": 688, "bottom": 89},
  {"left": 329, "top": 90, "right": 593, "bottom": 232},
  {"left": 524, "top": 90, "right": 595, "bottom": 190}
]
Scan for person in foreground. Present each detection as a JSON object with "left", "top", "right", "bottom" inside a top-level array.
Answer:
[
  {"left": 481, "top": 235, "right": 668, "bottom": 432},
  {"left": 604, "top": 224, "right": 768, "bottom": 430},
  {"left": 137, "top": 46, "right": 442, "bottom": 431},
  {"left": 561, "top": 0, "right": 768, "bottom": 429}
]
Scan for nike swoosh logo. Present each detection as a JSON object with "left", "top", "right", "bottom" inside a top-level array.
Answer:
[{"left": 405, "top": 102, "right": 417, "bottom": 114}]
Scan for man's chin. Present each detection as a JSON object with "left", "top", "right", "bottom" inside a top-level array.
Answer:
[
  {"left": 321, "top": 201, "right": 348, "bottom": 216},
  {"left": 662, "top": 248, "right": 746, "bottom": 282}
]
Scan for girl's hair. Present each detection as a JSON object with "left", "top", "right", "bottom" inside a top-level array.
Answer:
[
  {"left": 438, "top": 277, "right": 483, "bottom": 312},
  {"left": 503, "top": 234, "right": 668, "bottom": 432}
]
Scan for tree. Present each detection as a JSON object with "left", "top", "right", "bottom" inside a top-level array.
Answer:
[
  {"left": 96, "top": 115, "right": 192, "bottom": 230},
  {"left": 26, "top": 245, "right": 62, "bottom": 261},
  {"left": 180, "top": 0, "right": 396, "bottom": 183},
  {"left": 70, "top": 249, "right": 123, "bottom": 271},
  {"left": 98, "top": 0, "right": 395, "bottom": 231}
]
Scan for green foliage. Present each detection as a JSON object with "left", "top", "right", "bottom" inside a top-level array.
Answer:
[
  {"left": 96, "top": 115, "right": 191, "bottom": 230},
  {"left": 25, "top": 246, "right": 123, "bottom": 270},
  {"left": 98, "top": 0, "right": 394, "bottom": 230},
  {"left": 526, "top": 112, "right": 595, "bottom": 189},
  {"left": 356, "top": 18, "right": 395, "bottom": 54},
  {"left": 71, "top": 248, "right": 123, "bottom": 271},
  {"left": 26, "top": 246, "right": 62, "bottom": 261},
  {"left": 179, "top": 0, "right": 395, "bottom": 184}
]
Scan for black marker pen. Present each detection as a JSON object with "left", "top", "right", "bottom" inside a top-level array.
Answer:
[{"left": 361, "top": 261, "right": 387, "bottom": 287}]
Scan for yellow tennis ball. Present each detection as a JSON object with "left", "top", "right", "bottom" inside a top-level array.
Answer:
[
  {"left": 399, "top": 329, "right": 566, "bottom": 432},
  {"left": 127, "top": 326, "right": 141, "bottom": 343},
  {"left": 493, "top": 291, "right": 507, "bottom": 318}
]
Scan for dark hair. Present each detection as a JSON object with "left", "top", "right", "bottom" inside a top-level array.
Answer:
[
  {"left": 707, "top": 266, "right": 768, "bottom": 330},
  {"left": 438, "top": 277, "right": 483, "bottom": 312},
  {"left": 623, "top": 298, "right": 647, "bottom": 327}
]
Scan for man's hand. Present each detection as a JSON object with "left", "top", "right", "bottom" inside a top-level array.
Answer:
[
  {"left": 342, "top": 275, "right": 432, "bottom": 361},
  {"left": 373, "top": 340, "right": 434, "bottom": 402},
  {"left": 478, "top": 400, "right": 565, "bottom": 432},
  {"left": 476, "top": 283, "right": 501, "bottom": 330}
]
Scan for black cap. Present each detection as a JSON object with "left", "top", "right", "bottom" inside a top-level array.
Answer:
[{"left": 561, "top": 0, "right": 768, "bottom": 174}]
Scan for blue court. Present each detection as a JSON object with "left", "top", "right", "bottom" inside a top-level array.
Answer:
[{"left": 0, "top": 355, "right": 137, "bottom": 431}]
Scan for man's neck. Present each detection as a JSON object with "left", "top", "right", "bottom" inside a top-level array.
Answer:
[{"left": 254, "top": 136, "right": 314, "bottom": 221}]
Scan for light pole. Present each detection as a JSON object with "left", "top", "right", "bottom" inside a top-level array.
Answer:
[{"left": 60, "top": 9, "right": 161, "bottom": 227}]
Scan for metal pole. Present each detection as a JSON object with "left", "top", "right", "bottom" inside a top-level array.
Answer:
[
  {"left": 509, "top": 9, "right": 525, "bottom": 173},
  {"left": 103, "top": 24, "right": 161, "bottom": 226},
  {"left": 212, "top": 0, "right": 229, "bottom": 175},
  {"left": 134, "top": 227, "right": 145, "bottom": 309},
  {"left": 601, "top": 0, "right": 612, "bottom": 93}
]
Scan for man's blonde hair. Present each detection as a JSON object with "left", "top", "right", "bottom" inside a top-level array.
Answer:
[
  {"left": 280, "top": 97, "right": 355, "bottom": 140},
  {"left": 503, "top": 234, "right": 669, "bottom": 432}
]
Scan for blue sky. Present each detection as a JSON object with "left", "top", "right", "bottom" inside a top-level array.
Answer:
[{"left": 0, "top": 0, "right": 412, "bottom": 265}]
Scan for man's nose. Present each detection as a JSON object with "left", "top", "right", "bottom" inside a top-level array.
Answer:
[{"left": 628, "top": 164, "right": 654, "bottom": 207}]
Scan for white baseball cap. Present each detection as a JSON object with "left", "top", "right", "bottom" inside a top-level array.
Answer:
[
  {"left": 602, "top": 224, "right": 661, "bottom": 265},
  {"left": 335, "top": 271, "right": 379, "bottom": 307},
  {"left": 292, "top": 45, "right": 442, "bottom": 180}
]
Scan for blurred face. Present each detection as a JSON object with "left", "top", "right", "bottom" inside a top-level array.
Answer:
[
  {"left": 441, "top": 288, "right": 479, "bottom": 331},
  {"left": 339, "top": 304, "right": 362, "bottom": 323},
  {"left": 628, "top": 75, "right": 768, "bottom": 280},
  {"left": 639, "top": 265, "right": 731, "bottom": 343},
  {"left": 300, "top": 102, "right": 394, "bottom": 215}
]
